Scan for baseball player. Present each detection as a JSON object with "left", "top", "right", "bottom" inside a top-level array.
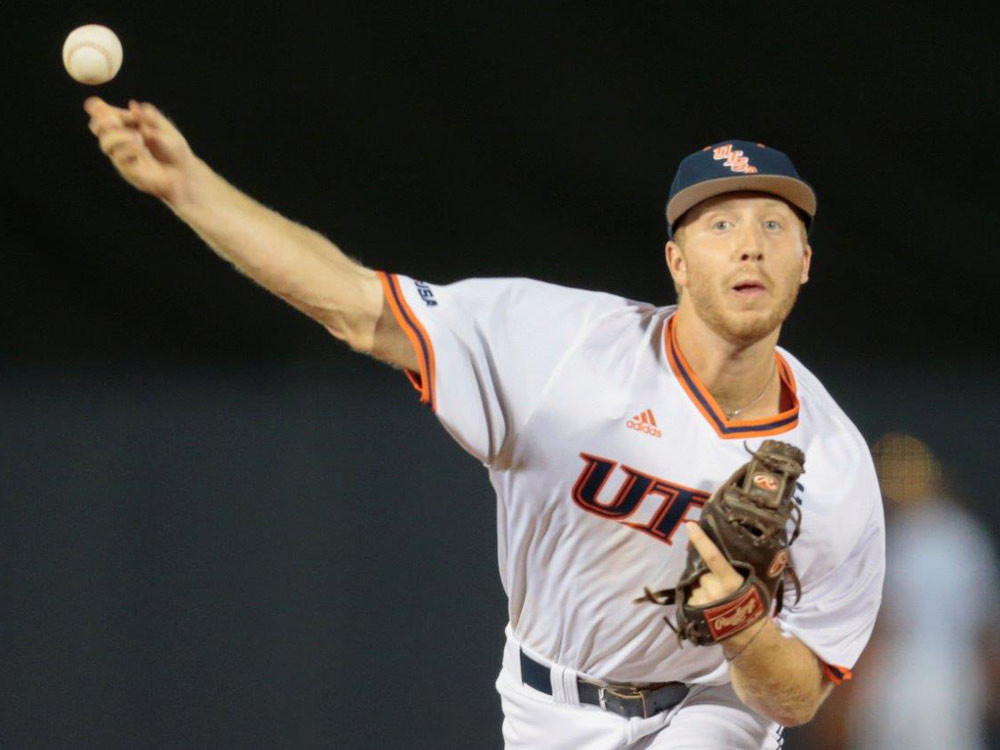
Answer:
[{"left": 84, "top": 97, "right": 885, "bottom": 749}]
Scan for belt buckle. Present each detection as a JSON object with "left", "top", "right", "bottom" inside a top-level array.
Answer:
[{"left": 598, "top": 685, "right": 647, "bottom": 719}]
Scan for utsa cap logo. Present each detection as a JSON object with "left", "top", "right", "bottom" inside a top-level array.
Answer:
[
  {"left": 712, "top": 144, "right": 758, "bottom": 174},
  {"left": 665, "top": 139, "right": 817, "bottom": 239}
]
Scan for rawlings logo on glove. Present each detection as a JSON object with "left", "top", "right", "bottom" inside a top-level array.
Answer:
[{"left": 636, "top": 439, "right": 805, "bottom": 646}]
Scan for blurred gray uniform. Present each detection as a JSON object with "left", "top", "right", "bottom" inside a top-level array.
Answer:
[{"left": 850, "top": 499, "right": 1000, "bottom": 750}]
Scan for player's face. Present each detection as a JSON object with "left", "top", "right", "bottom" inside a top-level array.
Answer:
[{"left": 665, "top": 193, "right": 812, "bottom": 346}]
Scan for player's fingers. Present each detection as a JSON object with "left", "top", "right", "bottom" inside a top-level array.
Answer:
[
  {"left": 139, "top": 102, "right": 170, "bottom": 128},
  {"left": 110, "top": 142, "right": 145, "bottom": 167},
  {"left": 84, "top": 96, "right": 133, "bottom": 118},
  {"left": 128, "top": 100, "right": 154, "bottom": 128},
  {"left": 695, "top": 572, "right": 732, "bottom": 601},
  {"left": 687, "top": 579, "right": 719, "bottom": 606},
  {"left": 144, "top": 104, "right": 187, "bottom": 144},
  {"left": 83, "top": 96, "right": 108, "bottom": 116},
  {"left": 89, "top": 112, "right": 138, "bottom": 138},
  {"left": 83, "top": 96, "right": 137, "bottom": 130},
  {"left": 685, "top": 522, "right": 739, "bottom": 581},
  {"left": 138, "top": 124, "right": 181, "bottom": 163},
  {"left": 128, "top": 101, "right": 172, "bottom": 133},
  {"left": 138, "top": 122, "right": 162, "bottom": 144},
  {"left": 89, "top": 114, "right": 121, "bottom": 137},
  {"left": 135, "top": 110, "right": 189, "bottom": 165},
  {"left": 99, "top": 128, "right": 142, "bottom": 157}
]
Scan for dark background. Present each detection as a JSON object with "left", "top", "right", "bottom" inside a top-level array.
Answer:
[{"left": 2, "top": 3, "right": 997, "bottom": 747}]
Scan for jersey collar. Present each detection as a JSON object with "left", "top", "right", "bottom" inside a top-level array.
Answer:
[{"left": 663, "top": 315, "right": 800, "bottom": 439}]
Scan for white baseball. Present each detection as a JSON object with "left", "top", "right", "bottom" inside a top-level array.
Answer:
[{"left": 63, "top": 25, "right": 123, "bottom": 85}]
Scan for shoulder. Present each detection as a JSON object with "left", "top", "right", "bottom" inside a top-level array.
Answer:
[
  {"left": 430, "top": 276, "right": 658, "bottom": 332},
  {"left": 778, "top": 349, "right": 883, "bottom": 556},
  {"left": 440, "top": 276, "right": 652, "bottom": 311},
  {"left": 779, "top": 347, "right": 873, "bottom": 471}
]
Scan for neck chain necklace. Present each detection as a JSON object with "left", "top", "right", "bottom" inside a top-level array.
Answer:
[{"left": 723, "top": 362, "right": 777, "bottom": 420}]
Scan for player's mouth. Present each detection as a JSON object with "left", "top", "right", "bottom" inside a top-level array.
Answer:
[{"left": 730, "top": 279, "right": 768, "bottom": 297}]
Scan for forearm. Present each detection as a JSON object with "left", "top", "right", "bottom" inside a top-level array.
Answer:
[
  {"left": 165, "top": 157, "right": 383, "bottom": 351},
  {"left": 723, "top": 618, "right": 831, "bottom": 727}
]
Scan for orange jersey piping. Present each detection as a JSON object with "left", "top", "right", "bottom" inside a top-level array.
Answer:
[
  {"left": 663, "top": 316, "right": 799, "bottom": 439},
  {"left": 377, "top": 272, "right": 437, "bottom": 412},
  {"left": 822, "top": 662, "right": 853, "bottom": 685}
]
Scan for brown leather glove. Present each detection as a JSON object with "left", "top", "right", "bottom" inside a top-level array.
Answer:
[{"left": 637, "top": 440, "right": 805, "bottom": 645}]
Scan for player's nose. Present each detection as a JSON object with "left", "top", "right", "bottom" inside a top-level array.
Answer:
[{"left": 733, "top": 224, "right": 765, "bottom": 262}]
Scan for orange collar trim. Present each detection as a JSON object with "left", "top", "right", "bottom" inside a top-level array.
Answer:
[{"left": 663, "top": 316, "right": 799, "bottom": 439}]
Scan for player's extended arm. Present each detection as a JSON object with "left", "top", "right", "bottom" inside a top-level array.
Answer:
[
  {"left": 685, "top": 522, "right": 833, "bottom": 727},
  {"left": 83, "top": 97, "right": 417, "bottom": 370}
]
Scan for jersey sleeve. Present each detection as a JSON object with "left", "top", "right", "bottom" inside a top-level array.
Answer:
[
  {"left": 377, "top": 272, "right": 628, "bottom": 465},
  {"left": 775, "top": 454, "right": 886, "bottom": 685}
]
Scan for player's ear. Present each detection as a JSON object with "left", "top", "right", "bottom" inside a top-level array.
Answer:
[
  {"left": 666, "top": 241, "right": 688, "bottom": 288},
  {"left": 800, "top": 244, "right": 812, "bottom": 285}
]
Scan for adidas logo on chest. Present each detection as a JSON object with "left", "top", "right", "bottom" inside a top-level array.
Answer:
[{"left": 626, "top": 409, "right": 661, "bottom": 438}]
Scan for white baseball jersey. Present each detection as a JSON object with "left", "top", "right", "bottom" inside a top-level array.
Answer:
[{"left": 378, "top": 272, "right": 885, "bottom": 688}]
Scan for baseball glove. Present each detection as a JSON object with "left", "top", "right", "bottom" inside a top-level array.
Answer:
[{"left": 636, "top": 439, "right": 805, "bottom": 645}]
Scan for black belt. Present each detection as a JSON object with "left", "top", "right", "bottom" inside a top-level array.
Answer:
[{"left": 519, "top": 649, "right": 689, "bottom": 720}]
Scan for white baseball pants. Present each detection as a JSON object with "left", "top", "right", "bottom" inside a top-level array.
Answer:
[{"left": 496, "top": 628, "right": 782, "bottom": 749}]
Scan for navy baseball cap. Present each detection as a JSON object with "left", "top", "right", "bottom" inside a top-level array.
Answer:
[{"left": 666, "top": 140, "right": 816, "bottom": 238}]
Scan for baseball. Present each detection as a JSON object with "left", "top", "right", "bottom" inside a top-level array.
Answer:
[{"left": 63, "top": 25, "right": 123, "bottom": 85}]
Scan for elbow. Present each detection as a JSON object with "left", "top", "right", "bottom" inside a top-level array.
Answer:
[
  {"left": 270, "top": 291, "right": 376, "bottom": 353},
  {"left": 321, "top": 277, "right": 384, "bottom": 354},
  {"left": 769, "top": 695, "right": 823, "bottom": 728},
  {"left": 280, "top": 269, "right": 383, "bottom": 354},
  {"left": 325, "top": 319, "right": 376, "bottom": 354},
  {"left": 307, "top": 298, "right": 378, "bottom": 353}
]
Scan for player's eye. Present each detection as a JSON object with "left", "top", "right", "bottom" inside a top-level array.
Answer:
[
  {"left": 712, "top": 220, "right": 733, "bottom": 231},
  {"left": 763, "top": 220, "right": 783, "bottom": 231}
]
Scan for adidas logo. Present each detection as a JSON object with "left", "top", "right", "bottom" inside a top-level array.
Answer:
[{"left": 626, "top": 409, "right": 662, "bottom": 438}]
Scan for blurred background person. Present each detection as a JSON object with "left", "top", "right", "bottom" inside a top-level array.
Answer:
[{"left": 845, "top": 432, "right": 1000, "bottom": 749}]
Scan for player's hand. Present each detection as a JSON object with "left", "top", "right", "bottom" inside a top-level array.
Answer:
[
  {"left": 84, "top": 97, "right": 195, "bottom": 203},
  {"left": 684, "top": 521, "right": 745, "bottom": 606}
]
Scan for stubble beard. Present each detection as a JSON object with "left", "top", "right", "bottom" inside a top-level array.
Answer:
[{"left": 686, "top": 269, "right": 802, "bottom": 347}]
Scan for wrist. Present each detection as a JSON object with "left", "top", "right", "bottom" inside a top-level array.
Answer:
[
  {"left": 164, "top": 155, "right": 214, "bottom": 215},
  {"left": 722, "top": 617, "right": 771, "bottom": 662}
]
